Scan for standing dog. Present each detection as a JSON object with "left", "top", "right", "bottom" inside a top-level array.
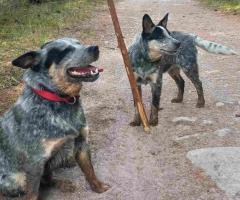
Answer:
[
  {"left": 0, "top": 38, "right": 109, "bottom": 199},
  {"left": 128, "top": 14, "right": 237, "bottom": 126}
]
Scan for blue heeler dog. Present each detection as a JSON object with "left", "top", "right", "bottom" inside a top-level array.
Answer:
[
  {"left": 0, "top": 38, "right": 110, "bottom": 199},
  {"left": 128, "top": 14, "right": 237, "bottom": 126}
]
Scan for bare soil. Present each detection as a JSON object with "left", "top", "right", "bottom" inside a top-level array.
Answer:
[{"left": 2, "top": 0, "right": 240, "bottom": 199}]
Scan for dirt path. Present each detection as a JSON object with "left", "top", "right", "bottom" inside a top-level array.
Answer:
[{"left": 41, "top": 0, "right": 240, "bottom": 199}]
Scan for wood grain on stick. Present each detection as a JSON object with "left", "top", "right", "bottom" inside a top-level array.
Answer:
[{"left": 107, "top": 0, "right": 150, "bottom": 132}]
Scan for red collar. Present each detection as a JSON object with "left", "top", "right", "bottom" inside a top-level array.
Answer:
[{"left": 31, "top": 87, "right": 80, "bottom": 105}]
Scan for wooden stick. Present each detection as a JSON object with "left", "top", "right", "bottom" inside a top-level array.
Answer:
[{"left": 107, "top": 0, "right": 150, "bottom": 132}]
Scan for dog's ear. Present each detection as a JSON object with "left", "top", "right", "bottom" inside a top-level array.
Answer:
[
  {"left": 12, "top": 51, "right": 41, "bottom": 69},
  {"left": 142, "top": 14, "right": 155, "bottom": 33},
  {"left": 158, "top": 13, "right": 169, "bottom": 28}
]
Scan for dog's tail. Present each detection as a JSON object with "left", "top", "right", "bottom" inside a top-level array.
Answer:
[{"left": 194, "top": 36, "right": 238, "bottom": 55}]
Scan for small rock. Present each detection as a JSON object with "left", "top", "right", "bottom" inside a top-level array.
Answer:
[
  {"left": 214, "top": 128, "right": 232, "bottom": 137},
  {"left": 176, "top": 124, "right": 191, "bottom": 131},
  {"left": 175, "top": 132, "right": 208, "bottom": 141},
  {"left": 216, "top": 102, "right": 224, "bottom": 107},
  {"left": 172, "top": 117, "right": 197, "bottom": 124},
  {"left": 149, "top": 150, "right": 157, "bottom": 156},
  {"left": 202, "top": 120, "right": 214, "bottom": 125},
  {"left": 205, "top": 70, "right": 219, "bottom": 74}
]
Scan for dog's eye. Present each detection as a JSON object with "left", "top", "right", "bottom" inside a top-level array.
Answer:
[{"left": 45, "top": 47, "right": 75, "bottom": 68}]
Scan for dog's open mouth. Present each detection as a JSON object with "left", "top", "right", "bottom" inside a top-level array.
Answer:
[{"left": 67, "top": 65, "right": 103, "bottom": 78}]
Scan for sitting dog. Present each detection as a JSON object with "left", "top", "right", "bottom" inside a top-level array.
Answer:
[
  {"left": 128, "top": 14, "right": 237, "bottom": 126},
  {"left": 0, "top": 38, "right": 109, "bottom": 199}
]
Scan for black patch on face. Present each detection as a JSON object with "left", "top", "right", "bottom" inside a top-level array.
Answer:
[
  {"left": 45, "top": 47, "right": 75, "bottom": 68},
  {"left": 142, "top": 27, "right": 165, "bottom": 41}
]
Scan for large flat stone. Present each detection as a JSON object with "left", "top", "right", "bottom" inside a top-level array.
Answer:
[{"left": 187, "top": 147, "right": 240, "bottom": 199}]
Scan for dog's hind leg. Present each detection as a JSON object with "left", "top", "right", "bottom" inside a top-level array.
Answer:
[
  {"left": 130, "top": 85, "right": 142, "bottom": 127},
  {"left": 168, "top": 66, "right": 185, "bottom": 103},
  {"left": 149, "top": 73, "right": 163, "bottom": 126},
  {"left": 182, "top": 65, "right": 205, "bottom": 108},
  {"left": 74, "top": 134, "right": 110, "bottom": 193},
  {"left": 24, "top": 163, "right": 47, "bottom": 200},
  {"left": 0, "top": 172, "right": 27, "bottom": 198},
  {"left": 41, "top": 139, "right": 77, "bottom": 193},
  {"left": 11, "top": 165, "right": 44, "bottom": 200},
  {"left": 41, "top": 138, "right": 76, "bottom": 193},
  {"left": 41, "top": 168, "right": 76, "bottom": 193}
]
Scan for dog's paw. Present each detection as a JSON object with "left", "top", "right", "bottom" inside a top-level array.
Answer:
[
  {"left": 196, "top": 101, "right": 205, "bottom": 108},
  {"left": 90, "top": 181, "right": 110, "bottom": 193},
  {"left": 129, "top": 121, "right": 141, "bottom": 126},
  {"left": 53, "top": 179, "right": 76, "bottom": 193},
  {"left": 18, "top": 193, "right": 38, "bottom": 200},
  {"left": 0, "top": 173, "right": 27, "bottom": 198},
  {"left": 149, "top": 119, "right": 158, "bottom": 126},
  {"left": 171, "top": 98, "right": 183, "bottom": 103}
]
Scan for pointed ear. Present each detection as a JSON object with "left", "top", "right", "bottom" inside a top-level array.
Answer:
[
  {"left": 142, "top": 14, "right": 155, "bottom": 33},
  {"left": 12, "top": 51, "right": 41, "bottom": 69},
  {"left": 158, "top": 13, "right": 169, "bottom": 28}
]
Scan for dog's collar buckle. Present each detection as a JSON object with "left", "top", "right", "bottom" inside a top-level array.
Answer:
[{"left": 67, "top": 96, "right": 77, "bottom": 105}]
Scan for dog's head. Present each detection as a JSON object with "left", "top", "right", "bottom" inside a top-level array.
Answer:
[
  {"left": 12, "top": 38, "right": 101, "bottom": 96},
  {"left": 142, "top": 13, "right": 181, "bottom": 62}
]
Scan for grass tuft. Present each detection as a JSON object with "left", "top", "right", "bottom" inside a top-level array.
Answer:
[
  {"left": 200, "top": 0, "right": 240, "bottom": 14},
  {"left": 0, "top": 0, "right": 104, "bottom": 89}
]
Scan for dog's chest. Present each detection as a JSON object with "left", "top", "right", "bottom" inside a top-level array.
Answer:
[{"left": 133, "top": 69, "right": 159, "bottom": 85}]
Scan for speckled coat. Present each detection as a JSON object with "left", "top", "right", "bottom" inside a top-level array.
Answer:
[{"left": 0, "top": 38, "right": 109, "bottom": 199}]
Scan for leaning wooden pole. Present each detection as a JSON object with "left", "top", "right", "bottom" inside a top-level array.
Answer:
[{"left": 107, "top": 0, "right": 150, "bottom": 132}]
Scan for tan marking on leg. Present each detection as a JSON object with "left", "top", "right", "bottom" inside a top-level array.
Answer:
[
  {"left": 148, "top": 72, "right": 158, "bottom": 84},
  {"left": 11, "top": 172, "right": 26, "bottom": 188},
  {"left": 80, "top": 126, "right": 89, "bottom": 142},
  {"left": 75, "top": 144, "right": 110, "bottom": 193},
  {"left": 49, "top": 64, "right": 82, "bottom": 96},
  {"left": 41, "top": 138, "right": 67, "bottom": 158},
  {"left": 149, "top": 105, "right": 159, "bottom": 126},
  {"left": 168, "top": 67, "right": 184, "bottom": 103}
]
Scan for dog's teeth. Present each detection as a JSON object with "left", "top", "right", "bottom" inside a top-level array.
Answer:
[
  {"left": 91, "top": 70, "right": 97, "bottom": 75},
  {"left": 72, "top": 71, "right": 78, "bottom": 75}
]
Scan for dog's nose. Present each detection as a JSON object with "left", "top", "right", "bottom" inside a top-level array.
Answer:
[
  {"left": 175, "top": 41, "right": 181, "bottom": 48},
  {"left": 88, "top": 46, "right": 99, "bottom": 54}
]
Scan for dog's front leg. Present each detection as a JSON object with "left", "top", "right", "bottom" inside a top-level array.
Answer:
[
  {"left": 150, "top": 74, "right": 163, "bottom": 126},
  {"left": 16, "top": 168, "right": 43, "bottom": 200},
  {"left": 74, "top": 133, "right": 110, "bottom": 193},
  {"left": 130, "top": 85, "right": 142, "bottom": 126}
]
